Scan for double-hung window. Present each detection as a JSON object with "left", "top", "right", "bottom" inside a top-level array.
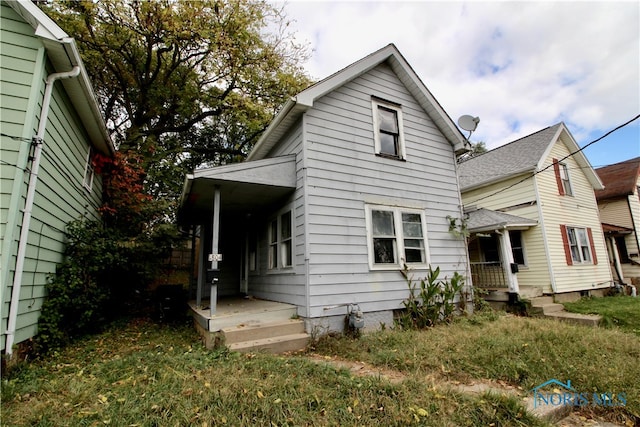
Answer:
[
  {"left": 366, "top": 205, "right": 428, "bottom": 269},
  {"left": 268, "top": 210, "right": 293, "bottom": 270},
  {"left": 567, "top": 227, "right": 591, "bottom": 263},
  {"left": 553, "top": 158, "right": 573, "bottom": 196},
  {"left": 559, "top": 163, "right": 573, "bottom": 196},
  {"left": 561, "top": 225, "right": 597, "bottom": 265},
  {"left": 372, "top": 97, "right": 405, "bottom": 159}
]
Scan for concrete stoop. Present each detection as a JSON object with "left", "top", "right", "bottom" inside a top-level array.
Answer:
[
  {"left": 529, "top": 297, "right": 602, "bottom": 327},
  {"left": 223, "top": 319, "right": 309, "bottom": 354}
]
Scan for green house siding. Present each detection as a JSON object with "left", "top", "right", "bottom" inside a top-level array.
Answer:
[{"left": 1, "top": 3, "right": 104, "bottom": 351}]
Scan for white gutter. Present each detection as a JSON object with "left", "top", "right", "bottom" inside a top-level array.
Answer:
[{"left": 5, "top": 65, "right": 81, "bottom": 356}]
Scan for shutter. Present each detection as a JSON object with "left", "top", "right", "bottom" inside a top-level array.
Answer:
[
  {"left": 560, "top": 224, "right": 573, "bottom": 265},
  {"left": 552, "top": 158, "right": 564, "bottom": 195},
  {"left": 587, "top": 227, "right": 598, "bottom": 265}
]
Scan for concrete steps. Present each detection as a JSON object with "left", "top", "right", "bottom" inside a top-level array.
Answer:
[
  {"left": 544, "top": 310, "right": 601, "bottom": 327},
  {"left": 223, "top": 319, "right": 309, "bottom": 354},
  {"left": 528, "top": 296, "right": 601, "bottom": 327}
]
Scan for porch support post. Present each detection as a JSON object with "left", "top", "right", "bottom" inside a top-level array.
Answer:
[
  {"left": 607, "top": 236, "right": 625, "bottom": 283},
  {"left": 497, "top": 228, "right": 520, "bottom": 295},
  {"left": 196, "top": 225, "right": 205, "bottom": 308},
  {"left": 209, "top": 186, "right": 221, "bottom": 316}
]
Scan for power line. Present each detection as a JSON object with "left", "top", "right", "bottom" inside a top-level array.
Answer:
[{"left": 464, "top": 114, "right": 640, "bottom": 206}]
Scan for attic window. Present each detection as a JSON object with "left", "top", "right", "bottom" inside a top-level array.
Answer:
[
  {"left": 372, "top": 97, "right": 406, "bottom": 160},
  {"left": 553, "top": 159, "right": 573, "bottom": 196}
]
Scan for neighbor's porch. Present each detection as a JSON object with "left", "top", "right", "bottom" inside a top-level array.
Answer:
[{"left": 465, "top": 207, "right": 537, "bottom": 295}]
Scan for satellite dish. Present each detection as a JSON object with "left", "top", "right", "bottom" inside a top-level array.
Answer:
[{"left": 458, "top": 115, "right": 480, "bottom": 133}]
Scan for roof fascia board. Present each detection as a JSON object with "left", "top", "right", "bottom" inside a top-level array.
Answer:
[
  {"left": 295, "top": 44, "right": 398, "bottom": 107},
  {"left": 8, "top": 0, "right": 68, "bottom": 41},
  {"left": 246, "top": 98, "right": 299, "bottom": 161}
]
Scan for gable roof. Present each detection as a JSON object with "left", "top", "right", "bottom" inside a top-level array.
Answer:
[
  {"left": 594, "top": 157, "right": 640, "bottom": 200},
  {"left": 247, "top": 43, "right": 469, "bottom": 161},
  {"left": 7, "top": 0, "right": 114, "bottom": 155},
  {"left": 458, "top": 122, "right": 602, "bottom": 192}
]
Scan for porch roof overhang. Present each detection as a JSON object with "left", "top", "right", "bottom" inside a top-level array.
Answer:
[
  {"left": 466, "top": 208, "right": 538, "bottom": 233},
  {"left": 602, "top": 223, "right": 633, "bottom": 235},
  {"left": 178, "top": 155, "right": 297, "bottom": 224}
]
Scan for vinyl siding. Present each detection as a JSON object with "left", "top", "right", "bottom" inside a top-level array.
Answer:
[
  {"left": 599, "top": 198, "right": 633, "bottom": 228},
  {"left": 302, "top": 62, "right": 467, "bottom": 317},
  {"left": 461, "top": 175, "right": 552, "bottom": 291},
  {"left": 0, "top": 3, "right": 104, "bottom": 350},
  {"left": 536, "top": 138, "right": 612, "bottom": 293}
]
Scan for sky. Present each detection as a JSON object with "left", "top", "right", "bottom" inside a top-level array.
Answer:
[{"left": 278, "top": 0, "right": 640, "bottom": 168}]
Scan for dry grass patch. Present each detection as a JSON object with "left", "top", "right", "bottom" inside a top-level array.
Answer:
[
  {"left": 2, "top": 317, "right": 545, "bottom": 427},
  {"left": 311, "top": 313, "right": 640, "bottom": 424}
]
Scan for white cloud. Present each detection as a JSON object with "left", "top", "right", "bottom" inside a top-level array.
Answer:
[{"left": 281, "top": 0, "right": 639, "bottom": 159}]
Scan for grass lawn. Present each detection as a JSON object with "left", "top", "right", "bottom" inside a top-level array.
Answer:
[
  {"left": 563, "top": 295, "right": 640, "bottom": 336},
  {"left": 2, "top": 311, "right": 639, "bottom": 426}
]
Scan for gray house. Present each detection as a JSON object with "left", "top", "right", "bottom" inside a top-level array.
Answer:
[
  {"left": 179, "top": 44, "right": 471, "bottom": 348},
  {"left": 1, "top": 1, "right": 114, "bottom": 355}
]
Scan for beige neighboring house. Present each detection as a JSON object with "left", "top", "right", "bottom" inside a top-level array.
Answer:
[
  {"left": 594, "top": 157, "right": 640, "bottom": 289},
  {"left": 458, "top": 123, "right": 613, "bottom": 301}
]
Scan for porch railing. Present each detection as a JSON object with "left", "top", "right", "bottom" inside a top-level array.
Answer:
[{"left": 470, "top": 262, "right": 508, "bottom": 289}]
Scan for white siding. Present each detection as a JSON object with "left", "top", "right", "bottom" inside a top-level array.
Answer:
[{"left": 302, "top": 62, "right": 467, "bottom": 317}]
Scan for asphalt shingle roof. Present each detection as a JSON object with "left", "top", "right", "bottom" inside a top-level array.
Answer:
[
  {"left": 594, "top": 157, "right": 640, "bottom": 200},
  {"left": 465, "top": 208, "right": 537, "bottom": 233},
  {"left": 458, "top": 123, "right": 563, "bottom": 191}
]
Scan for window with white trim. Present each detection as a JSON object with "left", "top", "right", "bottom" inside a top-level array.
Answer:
[
  {"left": 371, "top": 97, "right": 406, "bottom": 159},
  {"left": 566, "top": 226, "right": 592, "bottom": 263},
  {"left": 268, "top": 209, "right": 293, "bottom": 270},
  {"left": 366, "top": 205, "right": 428, "bottom": 269},
  {"left": 82, "top": 148, "right": 95, "bottom": 192}
]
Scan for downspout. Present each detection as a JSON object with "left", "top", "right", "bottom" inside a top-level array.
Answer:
[{"left": 5, "top": 66, "right": 81, "bottom": 356}]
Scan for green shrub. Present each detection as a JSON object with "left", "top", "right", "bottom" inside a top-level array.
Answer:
[
  {"left": 397, "top": 265, "right": 465, "bottom": 329},
  {"left": 35, "top": 219, "right": 178, "bottom": 354}
]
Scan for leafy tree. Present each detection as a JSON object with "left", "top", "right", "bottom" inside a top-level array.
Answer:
[
  {"left": 457, "top": 141, "right": 487, "bottom": 163},
  {"left": 42, "top": 0, "right": 311, "bottom": 201}
]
